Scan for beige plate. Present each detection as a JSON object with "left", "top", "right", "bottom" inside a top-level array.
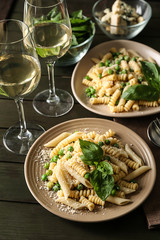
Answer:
[
  {"left": 71, "top": 40, "right": 160, "bottom": 118},
  {"left": 24, "top": 118, "right": 156, "bottom": 222}
]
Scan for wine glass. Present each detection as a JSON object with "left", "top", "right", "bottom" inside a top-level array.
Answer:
[
  {"left": 24, "top": 0, "right": 74, "bottom": 117},
  {"left": 0, "top": 19, "right": 45, "bottom": 155}
]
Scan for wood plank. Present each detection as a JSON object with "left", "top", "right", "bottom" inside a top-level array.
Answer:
[
  {"left": 0, "top": 98, "right": 108, "bottom": 131},
  {"left": 1, "top": 201, "right": 160, "bottom": 240},
  {"left": 0, "top": 162, "right": 35, "bottom": 203}
]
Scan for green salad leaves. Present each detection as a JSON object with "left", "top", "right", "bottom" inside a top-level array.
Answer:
[
  {"left": 121, "top": 61, "right": 160, "bottom": 101},
  {"left": 79, "top": 139, "right": 114, "bottom": 201},
  {"left": 69, "top": 10, "right": 95, "bottom": 47}
]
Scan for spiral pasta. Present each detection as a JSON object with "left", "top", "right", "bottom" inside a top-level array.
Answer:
[{"left": 82, "top": 47, "right": 160, "bottom": 113}]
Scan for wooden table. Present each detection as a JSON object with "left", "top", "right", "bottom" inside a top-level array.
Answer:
[{"left": 0, "top": 0, "right": 160, "bottom": 239}]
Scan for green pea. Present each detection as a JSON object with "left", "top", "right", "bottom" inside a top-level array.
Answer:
[
  {"left": 109, "top": 63, "right": 113, "bottom": 67},
  {"left": 41, "top": 174, "right": 48, "bottom": 181},
  {"left": 124, "top": 55, "right": 130, "bottom": 61},
  {"left": 90, "top": 88, "right": 96, "bottom": 94},
  {"left": 119, "top": 55, "right": 124, "bottom": 60},
  {"left": 77, "top": 183, "right": 84, "bottom": 191},
  {"left": 46, "top": 169, "right": 52, "bottom": 176},
  {"left": 91, "top": 94, "right": 96, "bottom": 98},
  {"left": 53, "top": 183, "right": 61, "bottom": 192},
  {"left": 44, "top": 162, "right": 50, "bottom": 169},
  {"left": 98, "top": 73, "right": 102, "bottom": 78},
  {"left": 85, "top": 75, "right": 91, "bottom": 80},
  {"left": 105, "top": 139, "right": 111, "bottom": 145},
  {"left": 105, "top": 60, "right": 110, "bottom": 66},
  {"left": 107, "top": 69, "right": 113, "bottom": 75},
  {"left": 115, "top": 65, "right": 120, "bottom": 71},
  {"left": 98, "top": 141, "right": 104, "bottom": 147},
  {"left": 115, "top": 59, "right": 121, "bottom": 65},
  {"left": 51, "top": 155, "right": 59, "bottom": 163},
  {"left": 68, "top": 146, "right": 74, "bottom": 152},
  {"left": 59, "top": 149, "right": 64, "bottom": 156},
  {"left": 113, "top": 143, "right": 119, "bottom": 148},
  {"left": 85, "top": 87, "right": 90, "bottom": 93},
  {"left": 121, "top": 69, "right": 127, "bottom": 74},
  {"left": 86, "top": 92, "right": 92, "bottom": 97},
  {"left": 131, "top": 57, "right": 137, "bottom": 61},
  {"left": 104, "top": 155, "right": 111, "bottom": 161},
  {"left": 47, "top": 181, "right": 54, "bottom": 189},
  {"left": 99, "top": 62, "right": 105, "bottom": 67},
  {"left": 111, "top": 188, "right": 116, "bottom": 196},
  {"left": 67, "top": 153, "right": 72, "bottom": 159},
  {"left": 84, "top": 172, "right": 90, "bottom": 179}
]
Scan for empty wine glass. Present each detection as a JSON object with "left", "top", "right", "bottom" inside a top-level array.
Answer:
[
  {"left": 24, "top": 0, "right": 74, "bottom": 117},
  {"left": 0, "top": 19, "right": 45, "bottom": 155}
]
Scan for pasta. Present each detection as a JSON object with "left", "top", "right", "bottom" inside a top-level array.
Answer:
[
  {"left": 82, "top": 47, "right": 160, "bottom": 113},
  {"left": 41, "top": 130, "right": 151, "bottom": 212}
]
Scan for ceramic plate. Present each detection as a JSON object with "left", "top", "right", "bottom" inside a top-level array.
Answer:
[
  {"left": 24, "top": 118, "right": 156, "bottom": 222},
  {"left": 71, "top": 40, "right": 160, "bottom": 117}
]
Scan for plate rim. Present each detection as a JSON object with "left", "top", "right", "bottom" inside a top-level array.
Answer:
[
  {"left": 24, "top": 117, "right": 156, "bottom": 222},
  {"left": 71, "top": 39, "right": 160, "bottom": 118}
]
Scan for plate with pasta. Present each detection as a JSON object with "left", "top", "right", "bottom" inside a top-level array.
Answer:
[
  {"left": 24, "top": 118, "right": 156, "bottom": 222},
  {"left": 71, "top": 40, "right": 160, "bottom": 117}
]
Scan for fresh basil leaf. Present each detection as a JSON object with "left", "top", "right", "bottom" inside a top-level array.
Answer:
[
  {"left": 90, "top": 167, "right": 114, "bottom": 201},
  {"left": 97, "top": 161, "right": 113, "bottom": 176},
  {"left": 79, "top": 139, "right": 103, "bottom": 165},
  {"left": 121, "top": 84, "right": 159, "bottom": 101},
  {"left": 141, "top": 61, "right": 160, "bottom": 92}
]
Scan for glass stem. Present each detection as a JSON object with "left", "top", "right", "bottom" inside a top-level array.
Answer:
[
  {"left": 15, "top": 98, "right": 32, "bottom": 140},
  {"left": 47, "top": 62, "right": 59, "bottom": 104}
]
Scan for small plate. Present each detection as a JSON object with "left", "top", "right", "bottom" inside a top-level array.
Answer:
[
  {"left": 71, "top": 40, "right": 160, "bottom": 118},
  {"left": 24, "top": 118, "right": 156, "bottom": 222}
]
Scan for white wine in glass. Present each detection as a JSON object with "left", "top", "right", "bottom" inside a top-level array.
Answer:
[
  {"left": 24, "top": 0, "right": 74, "bottom": 117},
  {"left": 0, "top": 19, "right": 45, "bottom": 155}
]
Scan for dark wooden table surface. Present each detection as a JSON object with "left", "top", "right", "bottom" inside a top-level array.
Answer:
[{"left": 0, "top": 0, "right": 160, "bottom": 239}]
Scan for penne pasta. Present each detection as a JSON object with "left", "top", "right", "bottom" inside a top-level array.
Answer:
[
  {"left": 125, "top": 144, "right": 144, "bottom": 166},
  {"left": 106, "top": 196, "right": 132, "bottom": 205},
  {"left": 124, "top": 166, "right": 151, "bottom": 181},
  {"left": 56, "top": 197, "right": 86, "bottom": 210},
  {"left": 44, "top": 132, "right": 71, "bottom": 147}
]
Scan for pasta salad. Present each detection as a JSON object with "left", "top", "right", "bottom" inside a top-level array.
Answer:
[
  {"left": 82, "top": 47, "right": 160, "bottom": 113},
  {"left": 41, "top": 130, "right": 151, "bottom": 212}
]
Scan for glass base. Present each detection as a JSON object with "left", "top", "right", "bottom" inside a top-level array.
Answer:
[
  {"left": 33, "top": 89, "right": 74, "bottom": 117},
  {"left": 3, "top": 123, "right": 45, "bottom": 155}
]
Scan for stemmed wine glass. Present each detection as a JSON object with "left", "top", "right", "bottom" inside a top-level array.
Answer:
[
  {"left": 0, "top": 19, "right": 45, "bottom": 155},
  {"left": 24, "top": 0, "right": 74, "bottom": 117}
]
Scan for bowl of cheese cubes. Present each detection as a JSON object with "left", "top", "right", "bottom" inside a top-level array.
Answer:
[{"left": 92, "top": 0, "right": 152, "bottom": 39}]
